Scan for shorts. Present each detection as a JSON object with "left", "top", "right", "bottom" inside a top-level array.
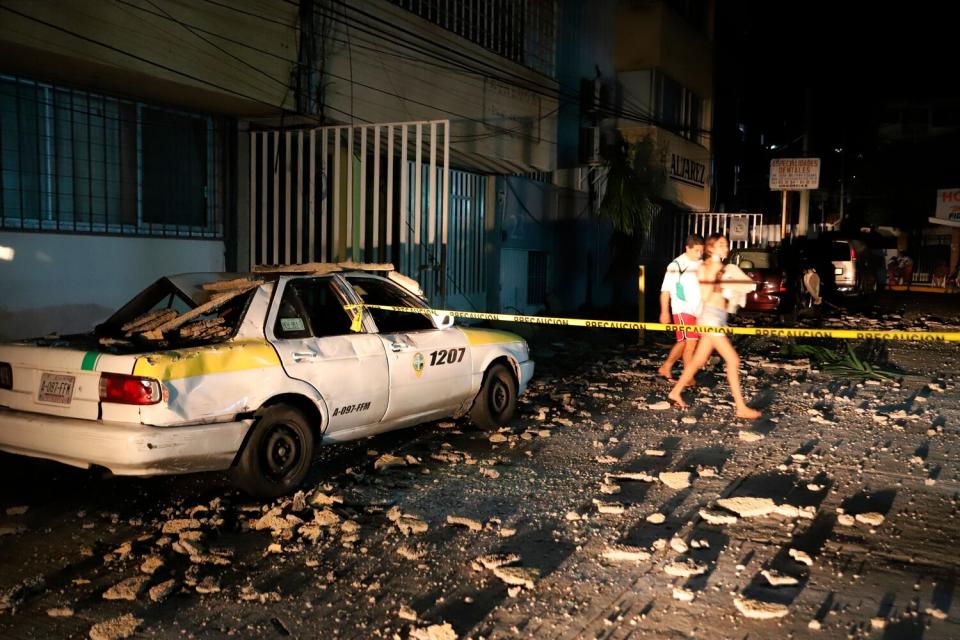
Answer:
[
  {"left": 699, "top": 305, "right": 728, "bottom": 335},
  {"left": 673, "top": 313, "right": 700, "bottom": 342}
]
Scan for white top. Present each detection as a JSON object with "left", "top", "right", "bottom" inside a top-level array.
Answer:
[{"left": 661, "top": 254, "right": 702, "bottom": 316}]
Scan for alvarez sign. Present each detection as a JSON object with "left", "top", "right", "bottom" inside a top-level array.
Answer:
[{"left": 769, "top": 158, "right": 821, "bottom": 190}]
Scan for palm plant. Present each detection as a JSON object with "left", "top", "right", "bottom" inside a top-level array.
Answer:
[{"left": 596, "top": 132, "right": 667, "bottom": 238}]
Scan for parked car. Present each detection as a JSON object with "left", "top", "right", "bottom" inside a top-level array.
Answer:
[
  {"left": 728, "top": 248, "right": 788, "bottom": 313},
  {"left": 0, "top": 267, "right": 534, "bottom": 497},
  {"left": 782, "top": 235, "right": 877, "bottom": 301}
]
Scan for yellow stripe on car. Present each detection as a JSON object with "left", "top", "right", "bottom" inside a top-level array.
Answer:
[
  {"left": 459, "top": 327, "right": 523, "bottom": 346},
  {"left": 133, "top": 340, "right": 281, "bottom": 381}
]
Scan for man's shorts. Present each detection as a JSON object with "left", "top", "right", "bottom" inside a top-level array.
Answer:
[{"left": 673, "top": 313, "right": 700, "bottom": 342}]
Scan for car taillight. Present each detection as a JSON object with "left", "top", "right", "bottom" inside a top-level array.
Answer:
[
  {"left": 850, "top": 246, "right": 856, "bottom": 261},
  {"left": 99, "top": 373, "right": 162, "bottom": 405},
  {"left": 0, "top": 363, "right": 11, "bottom": 390},
  {"left": 779, "top": 272, "right": 788, "bottom": 293}
]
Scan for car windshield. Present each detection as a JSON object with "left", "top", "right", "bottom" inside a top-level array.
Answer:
[
  {"left": 831, "top": 241, "right": 852, "bottom": 261},
  {"left": 733, "top": 251, "right": 777, "bottom": 269}
]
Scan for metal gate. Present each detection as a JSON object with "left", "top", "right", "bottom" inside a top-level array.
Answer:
[
  {"left": 249, "top": 120, "right": 487, "bottom": 304},
  {"left": 673, "top": 212, "right": 764, "bottom": 253}
]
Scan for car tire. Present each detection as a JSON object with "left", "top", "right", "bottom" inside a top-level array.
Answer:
[
  {"left": 230, "top": 405, "right": 315, "bottom": 499},
  {"left": 470, "top": 363, "right": 518, "bottom": 430}
]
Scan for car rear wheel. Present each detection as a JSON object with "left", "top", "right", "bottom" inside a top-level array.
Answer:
[
  {"left": 470, "top": 363, "right": 517, "bottom": 430},
  {"left": 230, "top": 405, "right": 314, "bottom": 498}
]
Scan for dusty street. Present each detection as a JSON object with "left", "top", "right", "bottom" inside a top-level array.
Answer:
[{"left": 1, "top": 295, "right": 959, "bottom": 640}]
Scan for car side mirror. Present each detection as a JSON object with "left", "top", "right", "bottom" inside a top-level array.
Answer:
[{"left": 433, "top": 313, "right": 455, "bottom": 329}]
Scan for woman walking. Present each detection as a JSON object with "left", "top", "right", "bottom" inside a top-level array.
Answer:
[{"left": 668, "top": 233, "right": 761, "bottom": 420}]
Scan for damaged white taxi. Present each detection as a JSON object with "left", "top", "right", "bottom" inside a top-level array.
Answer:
[{"left": 0, "top": 265, "right": 534, "bottom": 497}]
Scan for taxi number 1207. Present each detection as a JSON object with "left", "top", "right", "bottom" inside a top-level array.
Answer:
[{"left": 429, "top": 348, "right": 466, "bottom": 366}]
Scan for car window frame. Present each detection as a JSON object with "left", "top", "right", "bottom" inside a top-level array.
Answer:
[
  {"left": 343, "top": 274, "right": 439, "bottom": 335},
  {"left": 266, "top": 275, "right": 359, "bottom": 342}
]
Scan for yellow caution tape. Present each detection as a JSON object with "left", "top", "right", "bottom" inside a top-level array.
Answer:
[{"left": 344, "top": 303, "right": 960, "bottom": 343}]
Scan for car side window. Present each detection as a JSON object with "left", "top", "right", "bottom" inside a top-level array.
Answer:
[
  {"left": 274, "top": 278, "right": 353, "bottom": 339},
  {"left": 345, "top": 276, "right": 434, "bottom": 333}
]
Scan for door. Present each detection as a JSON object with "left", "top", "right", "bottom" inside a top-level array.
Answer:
[
  {"left": 267, "top": 276, "right": 389, "bottom": 434},
  {"left": 344, "top": 275, "right": 471, "bottom": 423}
]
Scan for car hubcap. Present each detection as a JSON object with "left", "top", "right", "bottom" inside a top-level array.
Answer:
[
  {"left": 491, "top": 379, "right": 509, "bottom": 414},
  {"left": 264, "top": 425, "right": 301, "bottom": 479}
]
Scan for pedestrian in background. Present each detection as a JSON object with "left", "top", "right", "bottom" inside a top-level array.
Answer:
[
  {"left": 657, "top": 234, "right": 704, "bottom": 383},
  {"left": 668, "top": 233, "right": 761, "bottom": 420}
]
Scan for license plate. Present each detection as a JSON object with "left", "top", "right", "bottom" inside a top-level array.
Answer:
[
  {"left": 834, "top": 267, "right": 843, "bottom": 275},
  {"left": 38, "top": 373, "right": 75, "bottom": 405}
]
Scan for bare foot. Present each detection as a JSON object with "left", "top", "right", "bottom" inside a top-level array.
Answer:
[
  {"left": 668, "top": 392, "right": 688, "bottom": 410},
  {"left": 657, "top": 366, "right": 676, "bottom": 382},
  {"left": 736, "top": 406, "right": 761, "bottom": 420}
]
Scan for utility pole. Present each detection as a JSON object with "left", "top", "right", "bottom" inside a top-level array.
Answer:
[{"left": 797, "top": 87, "right": 811, "bottom": 236}]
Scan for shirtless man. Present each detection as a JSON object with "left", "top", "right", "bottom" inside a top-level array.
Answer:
[
  {"left": 667, "top": 233, "right": 761, "bottom": 420},
  {"left": 657, "top": 235, "right": 704, "bottom": 382}
]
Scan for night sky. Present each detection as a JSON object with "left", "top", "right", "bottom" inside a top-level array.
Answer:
[{"left": 713, "top": 2, "right": 960, "bottom": 228}]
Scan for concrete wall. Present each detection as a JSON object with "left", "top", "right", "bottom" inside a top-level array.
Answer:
[
  {"left": 0, "top": 0, "right": 296, "bottom": 116},
  {"left": 322, "top": 1, "right": 558, "bottom": 173},
  {"left": 0, "top": 232, "right": 224, "bottom": 339}
]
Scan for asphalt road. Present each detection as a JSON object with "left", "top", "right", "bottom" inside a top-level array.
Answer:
[{"left": 1, "top": 294, "right": 959, "bottom": 639}]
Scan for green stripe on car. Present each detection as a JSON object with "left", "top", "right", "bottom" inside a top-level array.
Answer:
[{"left": 81, "top": 352, "right": 100, "bottom": 371}]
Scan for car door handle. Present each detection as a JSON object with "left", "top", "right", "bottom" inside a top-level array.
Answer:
[
  {"left": 293, "top": 351, "right": 317, "bottom": 361},
  {"left": 390, "top": 342, "right": 408, "bottom": 352}
]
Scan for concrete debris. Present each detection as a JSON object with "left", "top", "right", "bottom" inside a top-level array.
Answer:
[
  {"left": 565, "top": 511, "right": 581, "bottom": 521},
  {"left": 595, "top": 455, "right": 619, "bottom": 464},
  {"left": 648, "top": 401, "right": 672, "bottom": 411},
  {"left": 447, "top": 515, "right": 483, "bottom": 531},
  {"left": 5, "top": 506, "right": 28, "bottom": 516},
  {"left": 608, "top": 472, "right": 658, "bottom": 483},
  {"left": 926, "top": 607, "right": 948, "bottom": 620},
  {"left": 871, "top": 617, "right": 887, "bottom": 630},
  {"left": 806, "top": 483, "right": 824, "bottom": 492},
  {"left": 716, "top": 496, "right": 776, "bottom": 518},
  {"left": 476, "top": 554, "right": 520, "bottom": 570},
  {"left": 808, "top": 619, "right": 822, "bottom": 630},
  {"left": 644, "top": 449, "right": 667, "bottom": 457},
  {"left": 190, "top": 553, "right": 231, "bottom": 566},
  {"left": 734, "top": 597, "right": 790, "bottom": 619},
  {"left": 670, "top": 537, "right": 689, "bottom": 554},
  {"left": 602, "top": 546, "right": 651, "bottom": 563},
  {"left": 789, "top": 548, "right": 814, "bottom": 566},
  {"left": 140, "top": 556, "right": 164, "bottom": 575},
  {"left": 374, "top": 454, "right": 408, "bottom": 472},
  {"left": 312, "top": 508, "right": 341, "bottom": 527},
  {"left": 492, "top": 565, "right": 538, "bottom": 589},
  {"left": 837, "top": 513, "right": 855, "bottom": 526},
  {"left": 266, "top": 543, "right": 283, "bottom": 554},
  {"left": 690, "top": 539, "right": 710, "bottom": 549},
  {"left": 88, "top": 614, "right": 142, "bottom": 640},
  {"left": 855, "top": 512, "right": 885, "bottom": 526},
  {"left": 663, "top": 559, "right": 707, "bottom": 577},
  {"left": 148, "top": 579, "right": 177, "bottom": 603},
  {"left": 761, "top": 569, "right": 799, "bottom": 586},
  {"left": 498, "top": 528, "right": 517, "bottom": 538},
  {"left": 681, "top": 416, "right": 698, "bottom": 424},
  {"left": 658, "top": 471, "right": 692, "bottom": 490},
  {"left": 397, "top": 545, "right": 425, "bottom": 561},
  {"left": 599, "top": 482, "right": 621, "bottom": 495},
  {"left": 310, "top": 493, "right": 344, "bottom": 507},
  {"left": 396, "top": 515, "right": 429, "bottom": 536},
  {"left": 0, "top": 524, "right": 26, "bottom": 536},
  {"left": 672, "top": 587, "right": 696, "bottom": 602},
  {"left": 102, "top": 575, "right": 149, "bottom": 601},
  {"left": 253, "top": 510, "right": 299, "bottom": 532},
  {"left": 696, "top": 467, "right": 717, "bottom": 478},
  {"left": 238, "top": 585, "right": 281, "bottom": 603},
  {"left": 195, "top": 576, "right": 220, "bottom": 594},
  {"left": 409, "top": 622, "right": 457, "bottom": 640},
  {"left": 593, "top": 500, "right": 626, "bottom": 515},
  {"left": 398, "top": 604, "right": 418, "bottom": 621},
  {"left": 46, "top": 607, "right": 74, "bottom": 617},
  {"left": 340, "top": 520, "right": 360, "bottom": 535},
  {"left": 488, "top": 434, "right": 508, "bottom": 444},
  {"left": 161, "top": 518, "right": 201, "bottom": 534},
  {"left": 738, "top": 430, "right": 764, "bottom": 442},
  {"left": 479, "top": 467, "right": 501, "bottom": 479},
  {"left": 699, "top": 509, "right": 738, "bottom": 525},
  {"left": 646, "top": 512, "right": 666, "bottom": 524}
]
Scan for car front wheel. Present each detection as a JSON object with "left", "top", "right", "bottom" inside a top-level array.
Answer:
[
  {"left": 470, "top": 363, "right": 518, "bottom": 430},
  {"left": 230, "top": 404, "right": 314, "bottom": 498}
]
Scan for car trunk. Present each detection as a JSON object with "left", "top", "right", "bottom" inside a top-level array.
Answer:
[{"left": 0, "top": 343, "right": 111, "bottom": 420}]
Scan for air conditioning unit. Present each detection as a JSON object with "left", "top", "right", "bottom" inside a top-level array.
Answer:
[{"left": 578, "top": 126, "right": 600, "bottom": 165}]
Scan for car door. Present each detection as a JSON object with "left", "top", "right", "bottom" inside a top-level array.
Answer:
[
  {"left": 344, "top": 275, "right": 471, "bottom": 424},
  {"left": 266, "top": 276, "right": 389, "bottom": 435}
]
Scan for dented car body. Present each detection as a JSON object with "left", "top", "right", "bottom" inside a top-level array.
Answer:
[{"left": 0, "top": 267, "right": 534, "bottom": 496}]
